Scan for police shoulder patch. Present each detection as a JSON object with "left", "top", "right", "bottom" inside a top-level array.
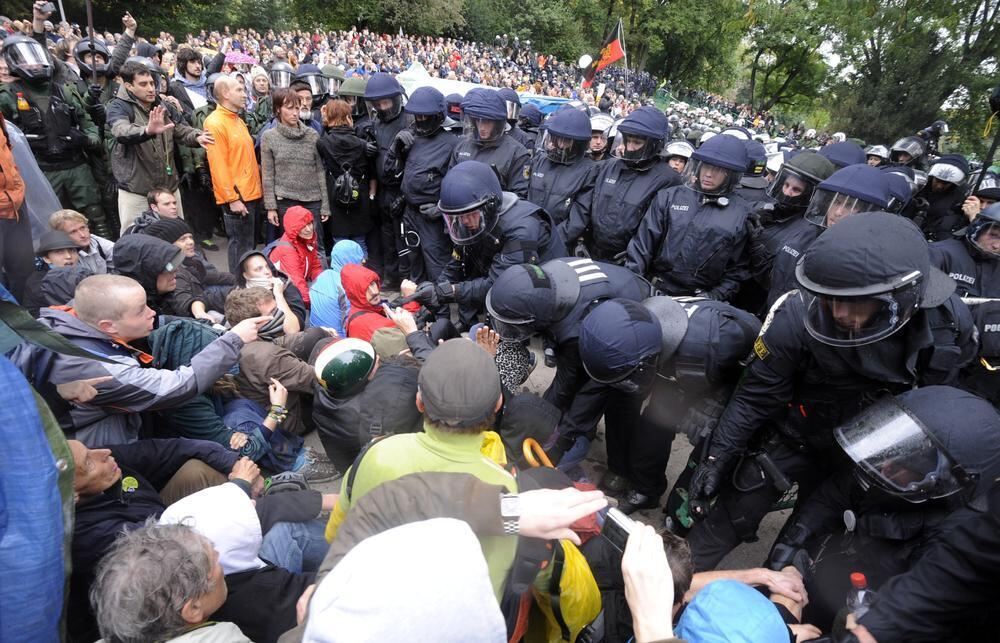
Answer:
[{"left": 753, "top": 336, "right": 770, "bottom": 361}]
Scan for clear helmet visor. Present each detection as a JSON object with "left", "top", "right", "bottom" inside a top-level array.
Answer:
[
  {"left": 6, "top": 41, "right": 51, "bottom": 78},
  {"left": 765, "top": 167, "right": 816, "bottom": 210},
  {"left": 442, "top": 206, "right": 496, "bottom": 245},
  {"left": 541, "top": 130, "right": 588, "bottom": 164},
  {"left": 969, "top": 221, "right": 1000, "bottom": 258},
  {"left": 327, "top": 77, "right": 342, "bottom": 94},
  {"left": 485, "top": 292, "right": 536, "bottom": 341},
  {"left": 681, "top": 159, "right": 742, "bottom": 195},
  {"left": 366, "top": 94, "right": 404, "bottom": 122},
  {"left": 582, "top": 355, "right": 659, "bottom": 395},
  {"left": 835, "top": 397, "right": 971, "bottom": 502},
  {"left": 504, "top": 100, "right": 521, "bottom": 121},
  {"left": 610, "top": 132, "right": 661, "bottom": 165},
  {"left": 799, "top": 282, "right": 921, "bottom": 347},
  {"left": 463, "top": 115, "right": 505, "bottom": 144},
  {"left": 804, "top": 189, "right": 880, "bottom": 228},
  {"left": 269, "top": 70, "right": 292, "bottom": 88},
  {"left": 299, "top": 75, "right": 326, "bottom": 97}
]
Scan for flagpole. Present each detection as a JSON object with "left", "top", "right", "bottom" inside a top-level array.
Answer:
[{"left": 618, "top": 18, "right": 629, "bottom": 87}]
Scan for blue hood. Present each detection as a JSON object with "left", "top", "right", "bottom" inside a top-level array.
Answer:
[{"left": 329, "top": 240, "right": 366, "bottom": 273}]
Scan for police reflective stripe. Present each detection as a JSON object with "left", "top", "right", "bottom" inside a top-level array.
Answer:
[{"left": 565, "top": 258, "right": 608, "bottom": 283}]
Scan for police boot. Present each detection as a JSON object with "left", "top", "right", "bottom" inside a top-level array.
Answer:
[{"left": 82, "top": 205, "right": 113, "bottom": 240}]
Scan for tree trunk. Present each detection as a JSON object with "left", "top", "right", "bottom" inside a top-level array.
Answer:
[{"left": 748, "top": 48, "right": 764, "bottom": 111}]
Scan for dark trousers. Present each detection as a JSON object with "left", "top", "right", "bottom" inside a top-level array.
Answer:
[
  {"left": 628, "top": 383, "right": 687, "bottom": 498},
  {"left": 377, "top": 189, "right": 403, "bottom": 282},
  {"left": 408, "top": 205, "right": 452, "bottom": 282},
  {"left": 180, "top": 184, "right": 219, "bottom": 243},
  {"left": 223, "top": 199, "right": 260, "bottom": 275},
  {"left": 0, "top": 213, "right": 35, "bottom": 303}
]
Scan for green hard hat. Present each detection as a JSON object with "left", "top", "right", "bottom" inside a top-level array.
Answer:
[
  {"left": 322, "top": 64, "right": 346, "bottom": 82},
  {"left": 314, "top": 338, "right": 377, "bottom": 397},
  {"left": 339, "top": 76, "right": 368, "bottom": 97},
  {"left": 785, "top": 150, "right": 837, "bottom": 183}
]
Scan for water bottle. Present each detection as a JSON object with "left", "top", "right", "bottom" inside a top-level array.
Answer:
[{"left": 846, "top": 572, "right": 876, "bottom": 619}]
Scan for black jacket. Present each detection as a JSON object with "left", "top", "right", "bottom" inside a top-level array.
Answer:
[
  {"left": 450, "top": 134, "right": 531, "bottom": 198},
  {"left": 915, "top": 184, "right": 967, "bottom": 242},
  {"left": 929, "top": 238, "right": 1000, "bottom": 298},
  {"left": 764, "top": 217, "right": 822, "bottom": 310},
  {"left": 526, "top": 154, "right": 599, "bottom": 228},
  {"left": 625, "top": 186, "right": 753, "bottom": 302},
  {"left": 398, "top": 128, "right": 459, "bottom": 206},
  {"left": 316, "top": 125, "right": 376, "bottom": 237}
]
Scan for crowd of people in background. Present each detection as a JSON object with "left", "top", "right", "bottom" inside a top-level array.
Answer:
[{"left": 3, "top": 1, "right": 1000, "bottom": 643}]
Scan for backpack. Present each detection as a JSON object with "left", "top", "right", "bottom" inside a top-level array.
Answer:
[{"left": 330, "top": 162, "right": 360, "bottom": 206}]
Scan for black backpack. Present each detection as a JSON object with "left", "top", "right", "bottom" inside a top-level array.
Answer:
[{"left": 330, "top": 163, "right": 360, "bottom": 206}]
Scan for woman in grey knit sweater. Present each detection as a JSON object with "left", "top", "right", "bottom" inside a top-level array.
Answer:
[{"left": 260, "top": 87, "right": 330, "bottom": 259}]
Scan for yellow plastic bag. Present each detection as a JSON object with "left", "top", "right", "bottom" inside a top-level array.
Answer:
[
  {"left": 480, "top": 430, "right": 508, "bottom": 466},
  {"left": 532, "top": 540, "right": 601, "bottom": 642}
]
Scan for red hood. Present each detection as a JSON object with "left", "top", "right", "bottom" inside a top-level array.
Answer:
[
  {"left": 342, "top": 263, "right": 382, "bottom": 313},
  {"left": 282, "top": 206, "right": 314, "bottom": 242}
]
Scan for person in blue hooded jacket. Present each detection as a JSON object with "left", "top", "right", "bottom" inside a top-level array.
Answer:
[
  {"left": 563, "top": 106, "right": 682, "bottom": 260},
  {"left": 626, "top": 134, "right": 754, "bottom": 303},
  {"left": 308, "top": 240, "right": 367, "bottom": 335},
  {"left": 449, "top": 88, "right": 531, "bottom": 198}
]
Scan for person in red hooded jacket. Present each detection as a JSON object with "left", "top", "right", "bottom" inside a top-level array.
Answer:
[
  {"left": 269, "top": 205, "right": 323, "bottom": 306},
  {"left": 341, "top": 263, "right": 420, "bottom": 341}
]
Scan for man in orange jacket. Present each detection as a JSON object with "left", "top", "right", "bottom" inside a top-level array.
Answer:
[{"left": 203, "top": 75, "right": 263, "bottom": 273}]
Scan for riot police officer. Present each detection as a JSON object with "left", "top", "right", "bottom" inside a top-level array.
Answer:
[
  {"left": 914, "top": 154, "right": 970, "bottom": 242},
  {"left": 626, "top": 133, "right": 753, "bottom": 302},
  {"left": 450, "top": 88, "right": 531, "bottom": 198},
  {"left": 577, "top": 296, "right": 760, "bottom": 513},
  {"left": 766, "top": 164, "right": 895, "bottom": 310},
  {"left": 766, "top": 385, "right": 1000, "bottom": 630},
  {"left": 411, "top": 160, "right": 562, "bottom": 328},
  {"left": 338, "top": 76, "right": 370, "bottom": 127},
  {"left": 890, "top": 135, "right": 928, "bottom": 170},
  {"left": 363, "top": 73, "right": 413, "bottom": 286},
  {"left": 484, "top": 258, "right": 654, "bottom": 464},
  {"left": 662, "top": 140, "right": 694, "bottom": 174},
  {"left": 0, "top": 33, "right": 109, "bottom": 236},
  {"left": 498, "top": 87, "right": 534, "bottom": 151},
  {"left": 322, "top": 64, "right": 345, "bottom": 100},
  {"left": 526, "top": 107, "right": 598, "bottom": 234},
  {"left": 564, "top": 106, "right": 681, "bottom": 260},
  {"left": 929, "top": 201, "right": 1000, "bottom": 297},
  {"left": 818, "top": 140, "right": 866, "bottom": 169},
  {"left": 384, "top": 86, "right": 459, "bottom": 282},
  {"left": 685, "top": 213, "right": 976, "bottom": 571},
  {"left": 742, "top": 152, "right": 836, "bottom": 314},
  {"left": 733, "top": 139, "right": 769, "bottom": 203},
  {"left": 865, "top": 144, "right": 890, "bottom": 167},
  {"left": 517, "top": 102, "right": 543, "bottom": 151},
  {"left": 588, "top": 112, "right": 614, "bottom": 162},
  {"left": 268, "top": 61, "right": 294, "bottom": 89}
]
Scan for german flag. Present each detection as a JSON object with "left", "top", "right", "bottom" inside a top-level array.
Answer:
[{"left": 582, "top": 20, "right": 625, "bottom": 88}]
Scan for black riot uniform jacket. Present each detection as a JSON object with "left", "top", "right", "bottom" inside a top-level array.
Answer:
[
  {"left": 625, "top": 186, "right": 754, "bottom": 302},
  {"left": 398, "top": 128, "right": 459, "bottom": 207},
  {"left": 441, "top": 194, "right": 564, "bottom": 308},
  {"left": 765, "top": 217, "right": 822, "bottom": 310},
  {"left": 928, "top": 238, "right": 1000, "bottom": 297},
  {"left": 564, "top": 158, "right": 681, "bottom": 260},
  {"left": 708, "top": 292, "right": 977, "bottom": 459},
  {"left": 526, "top": 154, "right": 599, "bottom": 228},
  {"left": 509, "top": 123, "right": 537, "bottom": 152},
  {"left": 916, "top": 184, "right": 967, "bottom": 242},
  {"left": 857, "top": 482, "right": 1000, "bottom": 642},
  {"left": 367, "top": 111, "right": 413, "bottom": 186},
  {"left": 449, "top": 134, "right": 531, "bottom": 198},
  {"left": 748, "top": 203, "right": 808, "bottom": 291}
]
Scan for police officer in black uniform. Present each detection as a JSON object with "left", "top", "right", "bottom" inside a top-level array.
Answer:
[
  {"left": 685, "top": 213, "right": 977, "bottom": 571},
  {"left": 577, "top": 296, "right": 760, "bottom": 513},
  {"left": 484, "top": 258, "right": 654, "bottom": 468},
  {"left": 766, "top": 386, "right": 1000, "bottom": 631},
  {"left": 498, "top": 87, "right": 534, "bottom": 152},
  {"left": 410, "top": 160, "right": 562, "bottom": 328},
  {"left": 363, "top": 73, "right": 412, "bottom": 285},
  {"left": 913, "top": 154, "right": 970, "bottom": 242},
  {"left": 449, "top": 88, "right": 531, "bottom": 198},
  {"left": 929, "top": 202, "right": 1000, "bottom": 297},
  {"left": 564, "top": 106, "right": 681, "bottom": 260},
  {"left": 517, "top": 102, "right": 543, "bottom": 151},
  {"left": 626, "top": 133, "right": 753, "bottom": 302},
  {"left": 889, "top": 135, "right": 928, "bottom": 170},
  {"left": 733, "top": 139, "right": 769, "bottom": 203},
  {"left": 526, "top": 107, "right": 598, "bottom": 237},
  {"left": 384, "top": 86, "right": 459, "bottom": 282},
  {"left": 766, "top": 164, "right": 895, "bottom": 311}
]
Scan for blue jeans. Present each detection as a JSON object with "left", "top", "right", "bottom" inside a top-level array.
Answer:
[
  {"left": 259, "top": 519, "right": 329, "bottom": 573},
  {"left": 223, "top": 199, "right": 260, "bottom": 275}
]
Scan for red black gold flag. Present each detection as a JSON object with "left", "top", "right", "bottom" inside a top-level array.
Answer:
[{"left": 582, "top": 20, "right": 625, "bottom": 88}]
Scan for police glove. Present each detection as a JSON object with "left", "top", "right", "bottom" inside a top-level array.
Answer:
[
  {"left": 768, "top": 542, "right": 811, "bottom": 577},
  {"left": 196, "top": 166, "right": 213, "bottom": 192},
  {"left": 407, "top": 281, "right": 456, "bottom": 308},
  {"left": 364, "top": 141, "right": 379, "bottom": 158},
  {"left": 688, "top": 454, "right": 731, "bottom": 515},
  {"left": 85, "top": 84, "right": 103, "bottom": 106},
  {"left": 678, "top": 395, "right": 728, "bottom": 444},
  {"left": 394, "top": 128, "right": 415, "bottom": 153},
  {"left": 86, "top": 101, "right": 106, "bottom": 127},
  {"left": 418, "top": 203, "right": 440, "bottom": 219}
]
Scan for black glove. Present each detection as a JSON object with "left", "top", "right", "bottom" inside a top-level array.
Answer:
[
  {"left": 678, "top": 395, "right": 728, "bottom": 444},
  {"left": 364, "top": 141, "right": 378, "bottom": 158},
  {"left": 85, "top": 84, "right": 103, "bottom": 106},
  {"left": 688, "top": 454, "right": 730, "bottom": 517},
  {"left": 406, "top": 281, "right": 456, "bottom": 308},
  {"left": 86, "top": 102, "right": 106, "bottom": 127},
  {"left": 768, "top": 542, "right": 812, "bottom": 576},
  {"left": 394, "top": 128, "right": 415, "bottom": 153},
  {"left": 196, "top": 166, "right": 213, "bottom": 192}
]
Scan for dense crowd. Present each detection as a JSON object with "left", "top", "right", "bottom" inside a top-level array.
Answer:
[{"left": 3, "top": 2, "right": 1000, "bottom": 643}]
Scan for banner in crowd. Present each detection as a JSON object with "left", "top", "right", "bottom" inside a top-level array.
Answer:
[{"left": 582, "top": 19, "right": 625, "bottom": 89}]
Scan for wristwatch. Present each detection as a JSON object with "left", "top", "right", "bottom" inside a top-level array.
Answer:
[{"left": 500, "top": 493, "right": 521, "bottom": 535}]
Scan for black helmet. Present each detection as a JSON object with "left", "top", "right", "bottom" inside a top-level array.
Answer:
[
  {"left": 966, "top": 202, "right": 1000, "bottom": 260},
  {"left": 268, "top": 61, "right": 294, "bottom": 89},
  {"left": 795, "top": 212, "right": 955, "bottom": 347},
  {"left": 890, "top": 135, "right": 927, "bottom": 166},
  {"left": 835, "top": 386, "right": 1000, "bottom": 503},
  {"left": 364, "top": 72, "right": 405, "bottom": 122},
  {"left": 73, "top": 38, "right": 110, "bottom": 77},
  {"left": 765, "top": 151, "right": 836, "bottom": 212},
  {"left": 436, "top": 161, "right": 502, "bottom": 245},
  {"left": 3, "top": 34, "right": 52, "bottom": 82},
  {"left": 578, "top": 298, "right": 664, "bottom": 394}
]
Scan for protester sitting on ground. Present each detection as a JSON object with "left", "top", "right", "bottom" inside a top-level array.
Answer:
[
  {"left": 236, "top": 249, "right": 306, "bottom": 333},
  {"left": 111, "top": 233, "right": 187, "bottom": 319},
  {"left": 225, "top": 287, "right": 333, "bottom": 456},
  {"left": 49, "top": 209, "right": 114, "bottom": 274},
  {"left": 90, "top": 522, "right": 253, "bottom": 643},
  {"left": 67, "top": 438, "right": 257, "bottom": 643},
  {"left": 122, "top": 187, "right": 182, "bottom": 235},
  {"left": 23, "top": 229, "right": 92, "bottom": 316},
  {"left": 9, "top": 274, "right": 267, "bottom": 446},
  {"left": 308, "top": 240, "right": 366, "bottom": 335},
  {"left": 142, "top": 218, "right": 237, "bottom": 321},
  {"left": 268, "top": 206, "right": 324, "bottom": 307},
  {"left": 340, "top": 263, "right": 420, "bottom": 341}
]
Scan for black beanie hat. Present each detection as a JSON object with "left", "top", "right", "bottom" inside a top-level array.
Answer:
[{"left": 143, "top": 218, "right": 193, "bottom": 244}]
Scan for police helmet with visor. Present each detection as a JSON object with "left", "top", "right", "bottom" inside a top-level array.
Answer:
[
  {"left": 437, "top": 161, "right": 503, "bottom": 245},
  {"left": 804, "top": 164, "right": 894, "bottom": 228}
]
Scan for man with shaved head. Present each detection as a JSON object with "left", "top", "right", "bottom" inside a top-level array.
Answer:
[
  {"left": 204, "top": 74, "right": 263, "bottom": 272},
  {"left": 9, "top": 274, "right": 268, "bottom": 445}
]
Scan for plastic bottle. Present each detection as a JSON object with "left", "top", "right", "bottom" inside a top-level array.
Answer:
[
  {"left": 16, "top": 92, "right": 30, "bottom": 111},
  {"left": 846, "top": 572, "right": 876, "bottom": 619}
]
